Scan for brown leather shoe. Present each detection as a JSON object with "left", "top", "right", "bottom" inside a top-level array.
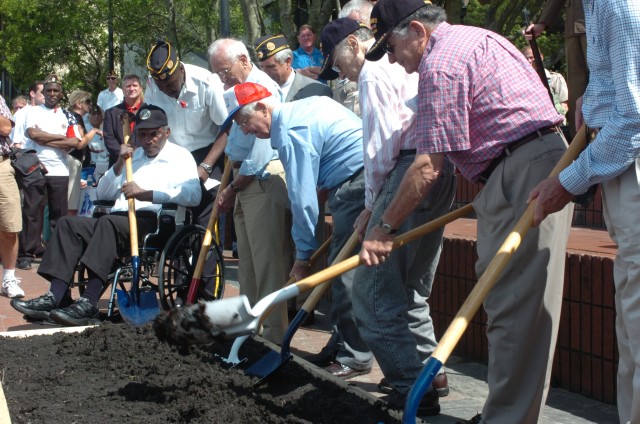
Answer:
[
  {"left": 433, "top": 372, "right": 450, "bottom": 397},
  {"left": 324, "top": 362, "right": 371, "bottom": 379}
]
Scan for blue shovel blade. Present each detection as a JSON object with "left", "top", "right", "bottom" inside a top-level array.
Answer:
[{"left": 116, "top": 288, "right": 160, "bottom": 326}]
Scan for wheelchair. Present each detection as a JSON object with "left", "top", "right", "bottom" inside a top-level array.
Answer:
[{"left": 72, "top": 200, "right": 225, "bottom": 320}]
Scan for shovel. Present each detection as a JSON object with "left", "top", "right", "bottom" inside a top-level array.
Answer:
[
  {"left": 185, "top": 159, "right": 232, "bottom": 305},
  {"left": 222, "top": 236, "right": 333, "bottom": 365},
  {"left": 402, "top": 125, "right": 587, "bottom": 424},
  {"left": 154, "top": 204, "right": 474, "bottom": 345},
  {"left": 245, "top": 230, "right": 359, "bottom": 380},
  {"left": 116, "top": 113, "right": 161, "bottom": 326}
]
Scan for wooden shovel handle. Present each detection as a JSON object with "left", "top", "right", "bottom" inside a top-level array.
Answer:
[
  {"left": 293, "top": 203, "right": 475, "bottom": 294},
  {"left": 122, "top": 114, "right": 138, "bottom": 256},
  {"left": 430, "top": 125, "right": 587, "bottom": 364},
  {"left": 300, "top": 230, "right": 360, "bottom": 313}
]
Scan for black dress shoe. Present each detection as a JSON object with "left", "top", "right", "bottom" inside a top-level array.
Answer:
[
  {"left": 324, "top": 362, "right": 371, "bottom": 379},
  {"left": 49, "top": 297, "right": 100, "bottom": 326},
  {"left": 382, "top": 388, "right": 440, "bottom": 417},
  {"left": 378, "top": 377, "right": 395, "bottom": 394},
  {"left": 11, "top": 292, "right": 57, "bottom": 320},
  {"left": 433, "top": 372, "right": 450, "bottom": 397},
  {"left": 16, "top": 258, "right": 32, "bottom": 270},
  {"left": 456, "top": 413, "right": 482, "bottom": 424},
  {"left": 304, "top": 346, "right": 337, "bottom": 367}
]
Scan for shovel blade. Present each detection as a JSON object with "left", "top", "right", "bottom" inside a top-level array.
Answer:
[
  {"left": 245, "top": 349, "right": 293, "bottom": 382},
  {"left": 117, "top": 289, "right": 161, "bottom": 326}
]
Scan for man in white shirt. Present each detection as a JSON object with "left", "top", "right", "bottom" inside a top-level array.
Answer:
[
  {"left": 10, "top": 80, "right": 45, "bottom": 149},
  {"left": 17, "top": 74, "right": 81, "bottom": 271},
  {"left": 144, "top": 40, "right": 228, "bottom": 225},
  {"left": 97, "top": 71, "right": 124, "bottom": 112},
  {"left": 11, "top": 105, "right": 201, "bottom": 326}
]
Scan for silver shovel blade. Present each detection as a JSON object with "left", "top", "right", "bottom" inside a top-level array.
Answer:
[{"left": 154, "top": 295, "right": 256, "bottom": 346}]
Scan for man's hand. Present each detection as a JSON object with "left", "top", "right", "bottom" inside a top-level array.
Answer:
[
  {"left": 121, "top": 181, "right": 152, "bottom": 201},
  {"left": 198, "top": 166, "right": 210, "bottom": 182},
  {"left": 215, "top": 186, "right": 236, "bottom": 213},
  {"left": 527, "top": 176, "right": 574, "bottom": 226},
  {"left": 359, "top": 225, "right": 394, "bottom": 267},
  {"left": 353, "top": 209, "right": 372, "bottom": 242},
  {"left": 289, "top": 260, "right": 312, "bottom": 282},
  {"left": 523, "top": 23, "right": 545, "bottom": 40},
  {"left": 113, "top": 144, "right": 135, "bottom": 176}
]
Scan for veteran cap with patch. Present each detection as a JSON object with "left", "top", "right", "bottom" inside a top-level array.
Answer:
[
  {"left": 147, "top": 40, "right": 181, "bottom": 80},
  {"left": 365, "top": 0, "right": 432, "bottom": 62},
  {"left": 44, "top": 73, "right": 62, "bottom": 86},
  {"left": 254, "top": 34, "right": 290, "bottom": 61},
  {"left": 318, "top": 18, "right": 368, "bottom": 81},
  {"left": 221, "top": 82, "right": 273, "bottom": 131},
  {"left": 135, "top": 105, "right": 168, "bottom": 130}
]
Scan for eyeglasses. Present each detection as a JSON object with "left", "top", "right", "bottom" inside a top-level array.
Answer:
[
  {"left": 238, "top": 118, "right": 249, "bottom": 128},
  {"left": 106, "top": 76, "right": 118, "bottom": 80},
  {"left": 214, "top": 59, "right": 238, "bottom": 78},
  {"left": 382, "top": 34, "right": 395, "bottom": 55}
]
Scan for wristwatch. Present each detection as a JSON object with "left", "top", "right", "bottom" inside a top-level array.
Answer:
[
  {"left": 379, "top": 219, "right": 397, "bottom": 235},
  {"left": 199, "top": 162, "right": 213, "bottom": 175},
  {"left": 230, "top": 182, "right": 241, "bottom": 193}
]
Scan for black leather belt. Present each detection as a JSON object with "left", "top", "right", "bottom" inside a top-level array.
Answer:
[
  {"left": 398, "top": 149, "right": 417, "bottom": 158},
  {"left": 232, "top": 161, "right": 243, "bottom": 169},
  {"left": 478, "top": 126, "right": 560, "bottom": 184}
]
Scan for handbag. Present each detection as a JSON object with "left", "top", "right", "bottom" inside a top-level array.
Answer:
[{"left": 9, "top": 148, "right": 48, "bottom": 189}]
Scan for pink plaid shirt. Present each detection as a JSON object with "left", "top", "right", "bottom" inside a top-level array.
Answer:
[{"left": 416, "top": 23, "right": 563, "bottom": 182}]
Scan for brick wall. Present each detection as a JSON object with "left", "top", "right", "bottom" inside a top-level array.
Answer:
[{"left": 431, "top": 236, "right": 618, "bottom": 404}]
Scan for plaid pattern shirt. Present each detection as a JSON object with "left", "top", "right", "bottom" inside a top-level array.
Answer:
[
  {"left": 0, "top": 96, "right": 13, "bottom": 155},
  {"left": 559, "top": 0, "right": 640, "bottom": 195},
  {"left": 415, "top": 22, "right": 563, "bottom": 182}
]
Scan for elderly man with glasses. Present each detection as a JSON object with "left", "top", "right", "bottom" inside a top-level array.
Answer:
[
  {"left": 207, "top": 39, "right": 293, "bottom": 345},
  {"left": 360, "top": 1, "right": 574, "bottom": 423}
]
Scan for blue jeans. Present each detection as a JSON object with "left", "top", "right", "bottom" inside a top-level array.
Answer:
[
  {"left": 353, "top": 155, "right": 455, "bottom": 392},
  {"left": 326, "top": 169, "right": 373, "bottom": 370}
]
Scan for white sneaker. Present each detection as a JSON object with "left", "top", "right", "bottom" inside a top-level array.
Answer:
[{"left": 2, "top": 277, "right": 25, "bottom": 299}]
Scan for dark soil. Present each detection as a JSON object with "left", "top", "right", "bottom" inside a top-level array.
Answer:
[{"left": 1, "top": 323, "right": 399, "bottom": 423}]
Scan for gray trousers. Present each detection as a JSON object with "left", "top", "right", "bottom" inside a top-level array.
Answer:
[
  {"left": 475, "top": 132, "right": 573, "bottom": 423},
  {"left": 353, "top": 154, "right": 455, "bottom": 393},
  {"left": 326, "top": 169, "right": 373, "bottom": 370}
]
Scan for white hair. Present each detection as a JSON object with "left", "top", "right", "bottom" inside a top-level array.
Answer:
[
  {"left": 272, "top": 48, "right": 293, "bottom": 64},
  {"left": 208, "top": 38, "right": 250, "bottom": 62},
  {"left": 338, "top": 0, "right": 373, "bottom": 24}
]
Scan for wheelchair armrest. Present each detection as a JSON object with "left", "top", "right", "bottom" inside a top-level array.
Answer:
[
  {"left": 93, "top": 200, "right": 116, "bottom": 207},
  {"left": 161, "top": 202, "right": 179, "bottom": 211}
]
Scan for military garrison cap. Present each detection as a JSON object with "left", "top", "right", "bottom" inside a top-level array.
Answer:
[
  {"left": 254, "top": 34, "right": 291, "bottom": 61},
  {"left": 147, "top": 40, "right": 181, "bottom": 80}
]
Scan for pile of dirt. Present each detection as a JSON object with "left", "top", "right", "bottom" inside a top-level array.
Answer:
[{"left": 1, "top": 324, "right": 399, "bottom": 423}]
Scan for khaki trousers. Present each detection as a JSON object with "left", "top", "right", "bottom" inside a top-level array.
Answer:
[
  {"left": 233, "top": 160, "right": 293, "bottom": 343},
  {"left": 601, "top": 160, "right": 640, "bottom": 424},
  {"left": 474, "top": 133, "right": 574, "bottom": 423}
]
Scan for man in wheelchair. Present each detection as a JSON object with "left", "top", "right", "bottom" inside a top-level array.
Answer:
[{"left": 11, "top": 105, "right": 201, "bottom": 326}]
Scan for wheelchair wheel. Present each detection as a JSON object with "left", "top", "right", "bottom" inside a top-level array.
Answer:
[{"left": 157, "top": 225, "right": 225, "bottom": 310}]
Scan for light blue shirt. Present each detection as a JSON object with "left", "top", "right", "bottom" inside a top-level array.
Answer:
[
  {"left": 271, "top": 96, "right": 364, "bottom": 259},
  {"left": 292, "top": 47, "right": 327, "bottom": 85},
  {"left": 559, "top": 0, "right": 640, "bottom": 195},
  {"left": 225, "top": 64, "right": 282, "bottom": 177}
]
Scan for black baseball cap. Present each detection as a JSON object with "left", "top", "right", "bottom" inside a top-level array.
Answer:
[
  {"left": 365, "top": 0, "right": 431, "bottom": 61},
  {"left": 135, "top": 105, "right": 168, "bottom": 130},
  {"left": 254, "top": 34, "right": 290, "bottom": 61},
  {"left": 318, "top": 18, "right": 368, "bottom": 81}
]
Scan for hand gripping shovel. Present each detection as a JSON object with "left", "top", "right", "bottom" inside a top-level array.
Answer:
[
  {"left": 245, "top": 230, "right": 360, "bottom": 380},
  {"left": 154, "top": 204, "right": 474, "bottom": 346},
  {"left": 116, "top": 113, "right": 161, "bottom": 326},
  {"left": 402, "top": 126, "right": 587, "bottom": 424},
  {"left": 185, "top": 159, "right": 232, "bottom": 305},
  {"left": 222, "top": 236, "right": 333, "bottom": 365}
]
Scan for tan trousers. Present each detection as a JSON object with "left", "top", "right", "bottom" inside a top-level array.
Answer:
[
  {"left": 473, "top": 133, "right": 574, "bottom": 423},
  {"left": 233, "top": 160, "right": 293, "bottom": 343},
  {"left": 601, "top": 160, "right": 640, "bottom": 424}
]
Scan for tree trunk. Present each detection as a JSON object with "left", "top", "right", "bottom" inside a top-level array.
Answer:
[
  {"left": 239, "top": 0, "right": 263, "bottom": 48},
  {"left": 278, "top": 0, "right": 296, "bottom": 43}
]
